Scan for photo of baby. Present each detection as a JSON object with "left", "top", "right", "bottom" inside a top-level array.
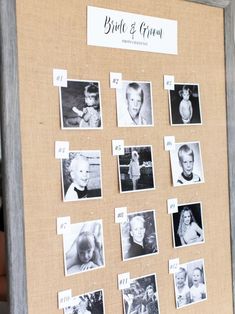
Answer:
[
  {"left": 61, "top": 150, "right": 102, "bottom": 202},
  {"left": 118, "top": 145, "right": 155, "bottom": 193},
  {"left": 122, "top": 273, "right": 160, "bottom": 314},
  {"left": 59, "top": 80, "right": 102, "bottom": 129},
  {"left": 116, "top": 80, "right": 153, "bottom": 127},
  {"left": 170, "top": 141, "right": 204, "bottom": 187},
  {"left": 120, "top": 210, "right": 158, "bottom": 261},
  {"left": 171, "top": 202, "right": 205, "bottom": 248},
  {"left": 63, "top": 220, "right": 105, "bottom": 276},
  {"left": 174, "top": 259, "right": 207, "bottom": 309},
  {"left": 64, "top": 289, "right": 105, "bottom": 314},
  {"left": 168, "top": 83, "right": 202, "bottom": 125}
]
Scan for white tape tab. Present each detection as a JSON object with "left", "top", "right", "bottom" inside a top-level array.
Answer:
[
  {"left": 164, "top": 136, "right": 175, "bottom": 151},
  {"left": 115, "top": 207, "right": 127, "bottom": 223},
  {"left": 112, "top": 139, "right": 124, "bottom": 156},
  {"left": 167, "top": 198, "right": 178, "bottom": 214},
  {"left": 118, "top": 272, "right": 130, "bottom": 290},
  {"left": 58, "top": 289, "right": 72, "bottom": 309},
  {"left": 53, "top": 69, "right": 68, "bottom": 87},
  {"left": 169, "top": 258, "right": 180, "bottom": 274},
  {"left": 164, "top": 75, "right": 175, "bottom": 90},
  {"left": 55, "top": 141, "right": 69, "bottom": 159},
  {"left": 110, "top": 72, "right": 122, "bottom": 89},
  {"left": 57, "top": 217, "right": 71, "bottom": 235}
]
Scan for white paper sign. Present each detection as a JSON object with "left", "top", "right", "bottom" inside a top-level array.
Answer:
[
  {"left": 110, "top": 72, "right": 123, "bottom": 89},
  {"left": 115, "top": 207, "right": 127, "bottom": 223},
  {"left": 58, "top": 289, "right": 72, "bottom": 309},
  {"left": 164, "top": 75, "right": 175, "bottom": 90},
  {"left": 118, "top": 272, "right": 130, "bottom": 290},
  {"left": 169, "top": 258, "right": 180, "bottom": 274},
  {"left": 167, "top": 198, "right": 178, "bottom": 214},
  {"left": 112, "top": 139, "right": 124, "bottom": 156},
  {"left": 87, "top": 6, "right": 177, "bottom": 55},
  {"left": 57, "top": 217, "right": 71, "bottom": 235},
  {"left": 164, "top": 136, "right": 175, "bottom": 151},
  {"left": 53, "top": 69, "right": 67, "bottom": 87},
  {"left": 55, "top": 141, "right": 69, "bottom": 159}
]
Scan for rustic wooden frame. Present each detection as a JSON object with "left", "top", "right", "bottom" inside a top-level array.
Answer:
[{"left": 0, "top": 0, "right": 234, "bottom": 313}]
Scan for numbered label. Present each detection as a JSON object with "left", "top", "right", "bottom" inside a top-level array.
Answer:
[
  {"left": 110, "top": 72, "right": 123, "bottom": 89},
  {"left": 164, "top": 75, "right": 175, "bottom": 90},
  {"left": 57, "top": 217, "right": 71, "bottom": 235},
  {"left": 112, "top": 139, "right": 124, "bottom": 156},
  {"left": 118, "top": 272, "right": 130, "bottom": 290},
  {"left": 55, "top": 141, "right": 69, "bottom": 159},
  {"left": 164, "top": 136, "right": 175, "bottom": 151},
  {"left": 58, "top": 289, "right": 72, "bottom": 309},
  {"left": 167, "top": 198, "right": 178, "bottom": 214},
  {"left": 115, "top": 207, "right": 127, "bottom": 223},
  {"left": 53, "top": 69, "right": 68, "bottom": 87},
  {"left": 169, "top": 258, "right": 180, "bottom": 274}
]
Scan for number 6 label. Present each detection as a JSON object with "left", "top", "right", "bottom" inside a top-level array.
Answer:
[{"left": 112, "top": 140, "right": 124, "bottom": 156}]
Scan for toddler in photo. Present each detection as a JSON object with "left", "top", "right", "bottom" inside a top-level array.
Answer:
[
  {"left": 65, "top": 155, "right": 90, "bottom": 200},
  {"left": 124, "top": 82, "right": 147, "bottom": 126},
  {"left": 66, "top": 231, "right": 103, "bottom": 275},
  {"left": 190, "top": 267, "right": 206, "bottom": 302},
  {"left": 177, "top": 144, "right": 201, "bottom": 184},
  {"left": 175, "top": 267, "right": 190, "bottom": 308},
  {"left": 128, "top": 150, "right": 146, "bottom": 190},
  {"left": 179, "top": 85, "right": 193, "bottom": 124},
  {"left": 72, "top": 83, "right": 101, "bottom": 128}
]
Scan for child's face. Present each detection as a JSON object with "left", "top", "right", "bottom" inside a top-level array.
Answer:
[
  {"left": 147, "top": 287, "right": 154, "bottom": 298},
  {"left": 127, "top": 89, "right": 142, "bottom": 119},
  {"left": 183, "top": 211, "right": 191, "bottom": 225},
  {"left": 180, "top": 153, "right": 194, "bottom": 177},
  {"left": 72, "top": 159, "right": 89, "bottom": 189},
  {"left": 176, "top": 272, "right": 186, "bottom": 288},
  {"left": 85, "top": 92, "right": 96, "bottom": 107},
  {"left": 192, "top": 269, "right": 202, "bottom": 286},
  {"left": 77, "top": 244, "right": 94, "bottom": 263},
  {"left": 130, "top": 219, "right": 145, "bottom": 244},
  {"left": 182, "top": 90, "right": 190, "bottom": 101}
]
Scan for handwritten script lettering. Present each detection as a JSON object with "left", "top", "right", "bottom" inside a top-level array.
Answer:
[{"left": 104, "top": 16, "right": 127, "bottom": 34}]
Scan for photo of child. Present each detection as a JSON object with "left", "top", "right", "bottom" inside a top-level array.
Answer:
[
  {"left": 173, "top": 259, "right": 207, "bottom": 309},
  {"left": 120, "top": 210, "right": 158, "bottom": 261},
  {"left": 118, "top": 145, "right": 155, "bottom": 193},
  {"left": 175, "top": 267, "right": 190, "bottom": 308},
  {"left": 59, "top": 80, "right": 102, "bottom": 129},
  {"left": 63, "top": 220, "right": 105, "bottom": 276},
  {"left": 61, "top": 150, "right": 102, "bottom": 202},
  {"left": 168, "top": 83, "right": 202, "bottom": 125},
  {"left": 172, "top": 202, "right": 205, "bottom": 248},
  {"left": 64, "top": 289, "right": 105, "bottom": 314},
  {"left": 170, "top": 141, "right": 204, "bottom": 187},
  {"left": 116, "top": 80, "right": 153, "bottom": 127},
  {"left": 122, "top": 273, "right": 160, "bottom": 314}
]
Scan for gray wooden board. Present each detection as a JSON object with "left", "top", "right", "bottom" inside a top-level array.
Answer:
[{"left": 0, "top": 0, "right": 234, "bottom": 313}]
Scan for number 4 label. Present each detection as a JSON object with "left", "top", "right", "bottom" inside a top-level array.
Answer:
[{"left": 164, "top": 75, "right": 175, "bottom": 90}]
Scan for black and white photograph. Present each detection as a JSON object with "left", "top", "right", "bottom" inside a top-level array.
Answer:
[
  {"left": 170, "top": 141, "right": 204, "bottom": 187},
  {"left": 118, "top": 145, "right": 155, "bottom": 193},
  {"left": 61, "top": 150, "right": 102, "bottom": 202},
  {"left": 116, "top": 80, "right": 154, "bottom": 127},
  {"left": 171, "top": 202, "right": 205, "bottom": 248},
  {"left": 122, "top": 273, "right": 160, "bottom": 314},
  {"left": 168, "top": 83, "right": 202, "bottom": 125},
  {"left": 63, "top": 219, "right": 105, "bottom": 276},
  {"left": 64, "top": 289, "right": 105, "bottom": 314},
  {"left": 59, "top": 79, "right": 103, "bottom": 129},
  {"left": 120, "top": 210, "right": 158, "bottom": 261},
  {"left": 174, "top": 259, "right": 207, "bottom": 309}
]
